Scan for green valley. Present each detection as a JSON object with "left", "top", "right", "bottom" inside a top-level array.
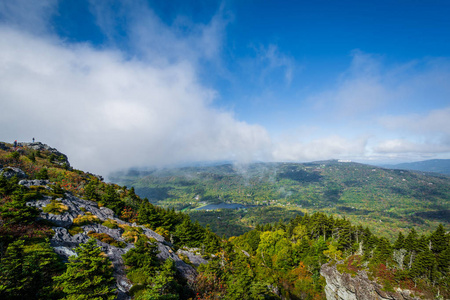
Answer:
[{"left": 110, "top": 161, "right": 450, "bottom": 239}]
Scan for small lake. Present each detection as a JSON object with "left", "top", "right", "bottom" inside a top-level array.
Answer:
[{"left": 195, "top": 202, "right": 249, "bottom": 210}]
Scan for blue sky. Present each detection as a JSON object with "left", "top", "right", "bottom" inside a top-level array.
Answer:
[{"left": 1, "top": 0, "right": 450, "bottom": 175}]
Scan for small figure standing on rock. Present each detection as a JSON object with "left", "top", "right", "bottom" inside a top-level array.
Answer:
[
  {"left": 13, "top": 140, "right": 17, "bottom": 148},
  {"left": 32, "top": 137, "right": 35, "bottom": 143}
]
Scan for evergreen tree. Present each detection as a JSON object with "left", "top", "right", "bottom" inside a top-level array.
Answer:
[
  {"left": 0, "top": 239, "right": 38, "bottom": 299},
  {"left": 136, "top": 259, "right": 179, "bottom": 300},
  {"left": 393, "top": 232, "right": 405, "bottom": 250},
  {"left": 54, "top": 239, "right": 116, "bottom": 300},
  {"left": 410, "top": 247, "right": 435, "bottom": 279},
  {"left": 404, "top": 228, "right": 418, "bottom": 252},
  {"left": 0, "top": 239, "right": 62, "bottom": 300},
  {"left": 84, "top": 180, "right": 100, "bottom": 202},
  {"left": 138, "top": 202, "right": 162, "bottom": 229},
  {"left": 101, "top": 185, "right": 124, "bottom": 215},
  {"left": 373, "top": 237, "right": 392, "bottom": 264},
  {"left": 123, "top": 237, "right": 160, "bottom": 274},
  {"left": 430, "top": 224, "right": 447, "bottom": 254},
  {"left": 0, "top": 192, "right": 38, "bottom": 225}
]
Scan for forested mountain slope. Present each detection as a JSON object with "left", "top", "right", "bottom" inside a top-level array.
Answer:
[
  {"left": 1, "top": 141, "right": 448, "bottom": 300},
  {"left": 110, "top": 161, "right": 450, "bottom": 239}
]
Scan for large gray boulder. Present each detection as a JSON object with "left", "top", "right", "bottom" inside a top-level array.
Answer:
[
  {"left": 320, "top": 262, "right": 420, "bottom": 300},
  {"left": 19, "top": 179, "right": 51, "bottom": 187},
  {"left": 0, "top": 167, "right": 28, "bottom": 179}
]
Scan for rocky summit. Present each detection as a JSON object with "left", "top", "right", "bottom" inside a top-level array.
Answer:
[{"left": 23, "top": 179, "right": 202, "bottom": 300}]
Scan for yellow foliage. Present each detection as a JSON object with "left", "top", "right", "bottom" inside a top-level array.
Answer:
[
  {"left": 73, "top": 212, "right": 100, "bottom": 226},
  {"left": 121, "top": 225, "right": 144, "bottom": 243},
  {"left": 155, "top": 227, "right": 169, "bottom": 239},
  {"left": 42, "top": 200, "right": 69, "bottom": 215},
  {"left": 323, "top": 243, "right": 343, "bottom": 261}
]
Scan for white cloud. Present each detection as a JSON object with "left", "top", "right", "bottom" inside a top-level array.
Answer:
[
  {"left": 0, "top": 26, "right": 271, "bottom": 175},
  {"left": 253, "top": 44, "right": 295, "bottom": 86},
  {"left": 373, "top": 107, "right": 450, "bottom": 157},
  {"left": 272, "top": 135, "right": 368, "bottom": 162},
  {"left": 374, "top": 139, "right": 450, "bottom": 154},
  {"left": 380, "top": 107, "right": 450, "bottom": 135}
]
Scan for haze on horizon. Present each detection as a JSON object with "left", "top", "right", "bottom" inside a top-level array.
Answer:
[{"left": 1, "top": 0, "right": 450, "bottom": 176}]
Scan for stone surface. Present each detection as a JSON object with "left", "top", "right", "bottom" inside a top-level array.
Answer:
[
  {"left": 19, "top": 179, "right": 51, "bottom": 187},
  {"left": 176, "top": 248, "right": 209, "bottom": 267},
  {"left": 26, "top": 188, "right": 200, "bottom": 299},
  {"left": 23, "top": 142, "right": 71, "bottom": 168},
  {"left": 0, "top": 142, "right": 8, "bottom": 150},
  {"left": 320, "top": 262, "right": 420, "bottom": 300},
  {"left": 0, "top": 167, "right": 28, "bottom": 179}
]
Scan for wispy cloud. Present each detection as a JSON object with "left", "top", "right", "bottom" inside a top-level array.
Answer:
[
  {"left": 257, "top": 44, "right": 294, "bottom": 85},
  {"left": 0, "top": 0, "right": 57, "bottom": 35},
  {"left": 88, "top": 0, "right": 230, "bottom": 66}
]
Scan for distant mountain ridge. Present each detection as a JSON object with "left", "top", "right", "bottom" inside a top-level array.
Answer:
[{"left": 381, "top": 159, "right": 450, "bottom": 176}]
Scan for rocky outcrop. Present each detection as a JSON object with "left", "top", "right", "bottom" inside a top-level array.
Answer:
[
  {"left": 19, "top": 179, "right": 51, "bottom": 187},
  {"left": 320, "top": 262, "right": 420, "bottom": 300},
  {"left": 0, "top": 167, "right": 28, "bottom": 179},
  {"left": 176, "top": 248, "right": 209, "bottom": 267},
  {"left": 23, "top": 142, "right": 71, "bottom": 168},
  {"left": 25, "top": 182, "right": 202, "bottom": 300}
]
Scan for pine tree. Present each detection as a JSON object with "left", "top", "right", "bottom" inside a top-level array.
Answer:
[
  {"left": 54, "top": 239, "right": 116, "bottom": 300},
  {"left": 101, "top": 185, "right": 123, "bottom": 215},
  {"left": 0, "top": 239, "right": 38, "bottom": 299},
  {"left": 84, "top": 180, "right": 100, "bottom": 202},
  {"left": 430, "top": 224, "right": 447, "bottom": 254},
  {"left": 393, "top": 232, "right": 405, "bottom": 250},
  {"left": 0, "top": 239, "right": 62, "bottom": 299},
  {"left": 123, "top": 237, "right": 160, "bottom": 274},
  {"left": 136, "top": 259, "right": 179, "bottom": 300},
  {"left": 404, "top": 228, "right": 418, "bottom": 252}
]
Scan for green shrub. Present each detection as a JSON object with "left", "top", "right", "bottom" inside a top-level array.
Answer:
[
  {"left": 120, "top": 224, "right": 144, "bottom": 243},
  {"left": 27, "top": 151, "right": 36, "bottom": 162},
  {"left": 73, "top": 212, "right": 101, "bottom": 226},
  {"left": 68, "top": 226, "right": 84, "bottom": 236},
  {"left": 102, "top": 219, "right": 119, "bottom": 229},
  {"left": 9, "top": 151, "right": 20, "bottom": 160},
  {"left": 87, "top": 231, "right": 126, "bottom": 248},
  {"left": 43, "top": 200, "right": 69, "bottom": 215},
  {"left": 35, "top": 168, "right": 49, "bottom": 180}
]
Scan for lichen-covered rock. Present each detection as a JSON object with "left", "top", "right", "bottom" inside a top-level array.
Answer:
[
  {"left": 0, "top": 142, "right": 8, "bottom": 150},
  {"left": 26, "top": 188, "right": 200, "bottom": 299},
  {"left": 320, "top": 262, "right": 420, "bottom": 300},
  {"left": 0, "top": 167, "right": 28, "bottom": 179},
  {"left": 176, "top": 248, "right": 209, "bottom": 267},
  {"left": 19, "top": 179, "right": 51, "bottom": 187}
]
